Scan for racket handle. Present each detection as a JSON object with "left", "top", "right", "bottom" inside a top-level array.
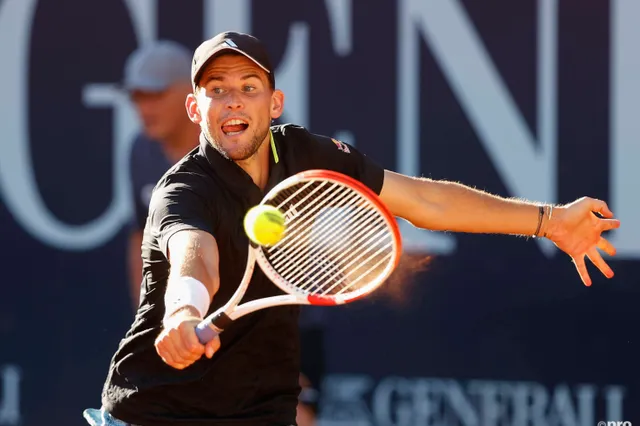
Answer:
[
  {"left": 195, "top": 311, "right": 233, "bottom": 344},
  {"left": 195, "top": 322, "right": 220, "bottom": 344}
]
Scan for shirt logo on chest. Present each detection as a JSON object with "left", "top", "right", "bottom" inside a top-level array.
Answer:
[{"left": 331, "top": 138, "right": 351, "bottom": 154}]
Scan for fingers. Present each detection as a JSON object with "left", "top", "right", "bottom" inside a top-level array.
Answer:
[
  {"left": 205, "top": 336, "right": 221, "bottom": 359},
  {"left": 597, "top": 218, "right": 621, "bottom": 232},
  {"left": 159, "top": 336, "right": 189, "bottom": 370},
  {"left": 155, "top": 334, "right": 187, "bottom": 369},
  {"left": 571, "top": 243, "right": 615, "bottom": 287},
  {"left": 180, "top": 326, "right": 205, "bottom": 360},
  {"left": 572, "top": 256, "right": 591, "bottom": 287},
  {"left": 587, "top": 198, "right": 614, "bottom": 218},
  {"left": 586, "top": 247, "right": 614, "bottom": 279},
  {"left": 155, "top": 339, "right": 179, "bottom": 368},
  {"left": 597, "top": 237, "right": 617, "bottom": 257},
  {"left": 154, "top": 322, "right": 207, "bottom": 369}
]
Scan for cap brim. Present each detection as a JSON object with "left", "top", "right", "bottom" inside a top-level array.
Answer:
[{"left": 193, "top": 46, "right": 271, "bottom": 87}]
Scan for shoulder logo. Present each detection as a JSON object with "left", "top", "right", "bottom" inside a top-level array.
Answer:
[{"left": 331, "top": 138, "right": 351, "bottom": 154}]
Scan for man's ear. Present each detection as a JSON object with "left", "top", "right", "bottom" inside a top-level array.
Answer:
[
  {"left": 270, "top": 89, "right": 285, "bottom": 120},
  {"left": 185, "top": 92, "right": 202, "bottom": 124}
]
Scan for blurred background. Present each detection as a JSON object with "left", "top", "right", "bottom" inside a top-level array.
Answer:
[{"left": 0, "top": 0, "right": 639, "bottom": 425}]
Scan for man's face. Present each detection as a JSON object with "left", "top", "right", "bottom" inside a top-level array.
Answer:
[
  {"left": 130, "top": 83, "right": 190, "bottom": 142},
  {"left": 189, "top": 54, "right": 283, "bottom": 161}
]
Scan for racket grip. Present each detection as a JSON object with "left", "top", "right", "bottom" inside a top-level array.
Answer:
[
  {"left": 195, "top": 321, "right": 220, "bottom": 344},
  {"left": 195, "top": 312, "right": 232, "bottom": 344}
]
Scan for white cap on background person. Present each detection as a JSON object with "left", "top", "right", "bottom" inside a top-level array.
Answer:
[{"left": 123, "top": 40, "right": 192, "bottom": 92}]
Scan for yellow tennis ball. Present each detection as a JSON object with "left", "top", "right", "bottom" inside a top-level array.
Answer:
[{"left": 244, "top": 205, "right": 286, "bottom": 246}]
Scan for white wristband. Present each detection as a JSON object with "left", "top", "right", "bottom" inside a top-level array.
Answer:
[{"left": 164, "top": 276, "right": 211, "bottom": 320}]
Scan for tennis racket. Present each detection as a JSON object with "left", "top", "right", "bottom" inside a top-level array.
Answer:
[{"left": 195, "top": 169, "right": 402, "bottom": 344}]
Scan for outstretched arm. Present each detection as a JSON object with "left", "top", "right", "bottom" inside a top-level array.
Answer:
[
  {"left": 380, "top": 170, "right": 549, "bottom": 236},
  {"left": 379, "top": 170, "right": 620, "bottom": 286}
]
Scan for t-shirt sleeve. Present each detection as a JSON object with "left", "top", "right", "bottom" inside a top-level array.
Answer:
[
  {"left": 301, "top": 129, "right": 385, "bottom": 195},
  {"left": 147, "top": 174, "right": 216, "bottom": 258}
]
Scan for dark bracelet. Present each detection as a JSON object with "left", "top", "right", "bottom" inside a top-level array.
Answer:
[
  {"left": 533, "top": 205, "right": 544, "bottom": 237},
  {"left": 543, "top": 205, "right": 553, "bottom": 237}
]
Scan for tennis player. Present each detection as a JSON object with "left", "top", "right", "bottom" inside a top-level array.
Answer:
[{"left": 84, "top": 31, "right": 620, "bottom": 426}]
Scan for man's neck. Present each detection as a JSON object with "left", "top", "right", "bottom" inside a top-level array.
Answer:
[
  {"left": 161, "top": 125, "right": 200, "bottom": 163},
  {"left": 236, "top": 133, "right": 271, "bottom": 191}
]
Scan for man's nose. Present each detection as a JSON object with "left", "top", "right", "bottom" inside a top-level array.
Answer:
[{"left": 225, "top": 90, "right": 244, "bottom": 110}]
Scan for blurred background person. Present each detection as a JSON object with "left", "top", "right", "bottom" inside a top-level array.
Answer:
[{"left": 123, "top": 40, "right": 200, "bottom": 308}]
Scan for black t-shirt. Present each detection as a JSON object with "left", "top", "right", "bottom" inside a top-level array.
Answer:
[{"left": 101, "top": 124, "right": 385, "bottom": 425}]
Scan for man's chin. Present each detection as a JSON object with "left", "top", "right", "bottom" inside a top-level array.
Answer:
[
  {"left": 211, "top": 130, "right": 266, "bottom": 161},
  {"left": 214, "top": 143, "right": 252, "bottom": 162},
  {"left": 226, "top": 149, "right": 256, "bottom": 162}
]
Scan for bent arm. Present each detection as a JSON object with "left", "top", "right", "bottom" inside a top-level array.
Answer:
[
  {"left": 379, "top": 170, "right": 549, "bottom": 236},
  {"left": 164, "top": 229, "right": 220, "bottom": 321}
]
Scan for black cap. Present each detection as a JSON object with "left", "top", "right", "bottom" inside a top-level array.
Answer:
[{"left": 191, "top": 31, "right": 275, "bottom": 89}]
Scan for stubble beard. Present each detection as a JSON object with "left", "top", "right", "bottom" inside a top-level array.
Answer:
[{"left": 204, "top": 124, "right": 269, "bottom": 162}]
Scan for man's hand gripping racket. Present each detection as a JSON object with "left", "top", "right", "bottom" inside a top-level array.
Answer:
[{"left": 195, "top": 169, "right": 402, "bottom": 343}]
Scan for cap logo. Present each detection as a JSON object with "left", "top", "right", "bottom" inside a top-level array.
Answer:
[{"left": 224, "top": 40, "right": 238, "bottom": 48}]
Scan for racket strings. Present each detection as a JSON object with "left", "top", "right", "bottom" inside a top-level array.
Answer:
[
  {"left": 268, "top": 184, "right": 357, "bottom": 262},
  {"left": 291, "top": 220, "right": 392, "bottom": 296},
  {"left": 301, "top": 226, "right": 393, "bottom": 295},
  {"left": 288, "top": 211, "right": 388, "bottom": 290},
  {"left": 269, "top": 194, "right": 373, "bottom": 279},
  {"left": 323, "top": 241, "right": 393, "bottom": 296},
  {"left": 262, "top": 180, "right": 396, "bottom": 297},
  {"left": 267, "top": 181, "right": 372, "bottom": 275}
]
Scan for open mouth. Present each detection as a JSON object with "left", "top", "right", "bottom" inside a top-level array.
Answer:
[{"left": 221, "top": 118, "right": 249, "bottom": 136}]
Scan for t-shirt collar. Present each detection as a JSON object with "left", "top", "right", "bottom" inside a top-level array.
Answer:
[{"left": 198, "top": 129, "right": 282, "bottom": 192}]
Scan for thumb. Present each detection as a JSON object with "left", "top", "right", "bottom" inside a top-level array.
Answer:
[
  {"left": 589, "top": 198, "right": 613, "bottom": 218},
  {"left": 205, "top": 336, "right": 221, "bottom": 358}
]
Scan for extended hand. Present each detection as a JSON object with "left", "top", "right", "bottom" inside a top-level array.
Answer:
[{"left": 544, "top": 197, "right": 620, "bottom": 286}]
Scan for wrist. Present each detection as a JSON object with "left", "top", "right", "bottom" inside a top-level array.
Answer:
[
  {"left": 164, "top": 276, "right": 211, "bottom": 321},
  {"left": 537, "top": 204, "right": 556, "bottom": 238},
  {"left": 163, "top": 305, "right": 202, "bottom": 328}
]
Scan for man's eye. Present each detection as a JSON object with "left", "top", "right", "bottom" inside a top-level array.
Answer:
[
  {"left": 212, "top": 87, "right": 224, "bottom": 94},
  {"left": 243, "top": 85, "right": 255, "bottom": 92}
]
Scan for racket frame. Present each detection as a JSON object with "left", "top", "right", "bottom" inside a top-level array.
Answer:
[{"left": 195, "top": 169, "right": 402, "bottom": 343}]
